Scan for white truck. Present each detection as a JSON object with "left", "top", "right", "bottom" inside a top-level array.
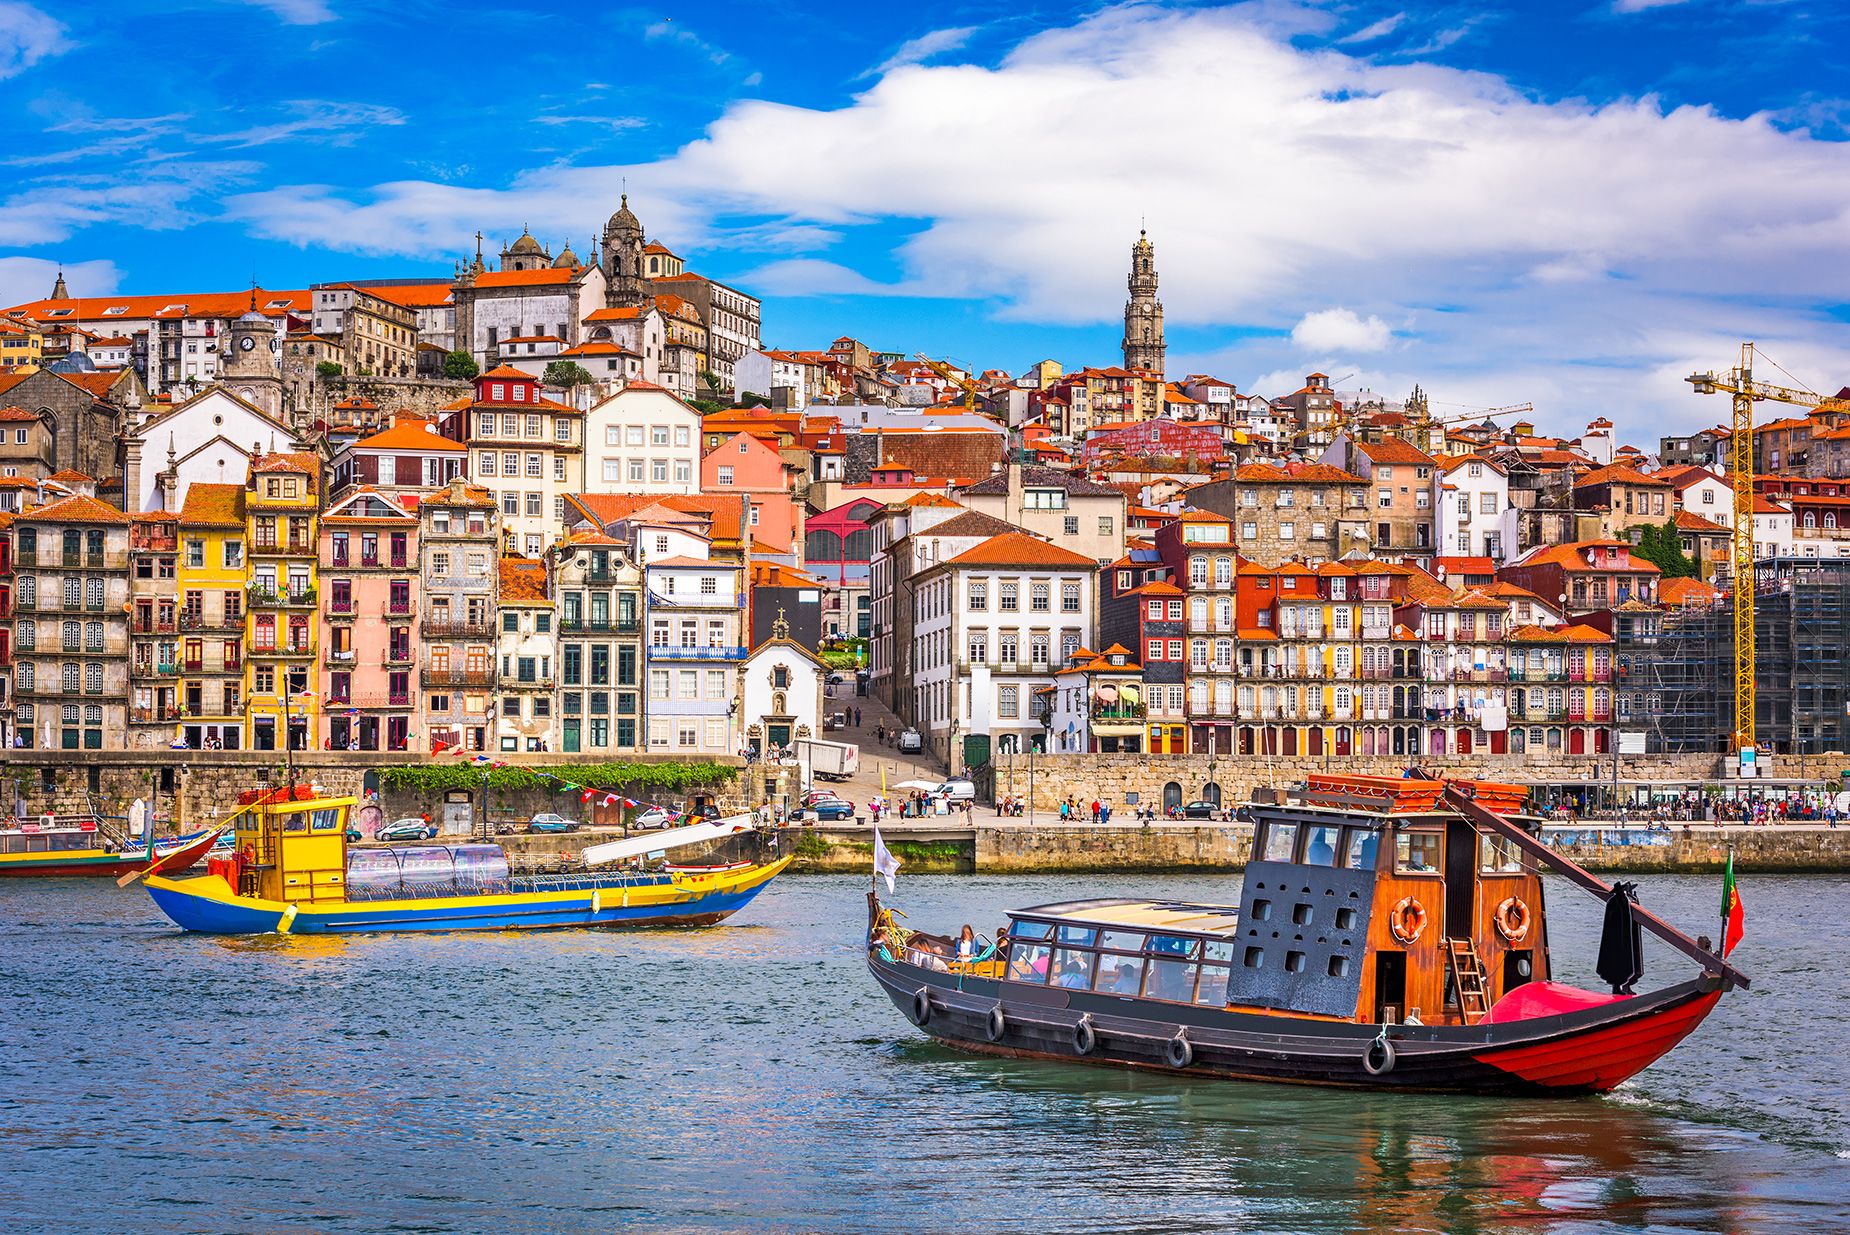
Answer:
[{"left": 797, "top": 738, "right": 860, "bottom": 783}]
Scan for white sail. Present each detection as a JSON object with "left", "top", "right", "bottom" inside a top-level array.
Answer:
[{"left": 577, "top": 816, "right": 757, "bottom": 869}]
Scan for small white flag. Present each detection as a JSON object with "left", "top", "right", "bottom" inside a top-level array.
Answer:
[{"left": 873, "top": 826, "right": 901, "bottom": 894}]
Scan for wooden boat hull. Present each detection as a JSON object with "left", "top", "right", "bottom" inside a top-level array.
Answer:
[
  {"left": 869, "top": 952, "right": 1723, "bottom": 1096},
  {"left": 144, "top": 854, "right": 793, "bottom": 935},
  {"left": 0, "top": 830, "right": 221, "bottom": 879}
]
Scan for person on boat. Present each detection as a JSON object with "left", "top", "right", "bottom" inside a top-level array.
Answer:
[
  {"left": 957, "top": 925, "right": 977, "bottom": 963},
  {"left": 1054, "top": 957, "right": 1090, "bottom": 988}
]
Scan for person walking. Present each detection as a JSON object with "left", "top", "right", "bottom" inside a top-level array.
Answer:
[{"left": 1091, "top": 799, "right": 1101, "bottom": 824}]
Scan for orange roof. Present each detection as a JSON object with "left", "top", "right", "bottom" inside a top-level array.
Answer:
[
  {"left": 941, "top": 531, "right": 1097, "bottom": 570},
  {"left": 16, "top": 493, "right": 129, "bottom": 525},
  {"left": 251, "top": 451, "right": 321, "bottom": 478},
  {"left": 366, "top": 283, "right": 455, "bottom": 308},
  {"left": 472, "top": 267, "right": 585, "bottom": 288},
  {"left": 1660, "top": 576, "right": 1724, "bottom": 607},
  {"left": 902, "top": 493, "right": 963, "bottom": 508},
  {"left": 5, "top": 287, "right": 309, "bottom": 323},
  {"left": 499, "top": 557, "right": 550, "bottom": 603},
  {"left": 478, "top": 364, "right": 530, "bottom": 381},
  {"left": 0, "top": 405, "right": 38, "bottom": 422},
  {"left": 1356, "top": 439, "right": 1435, "bottom": 466},
  {"left": 1512, "top": 540, "right": 1661, "bottom": 574},
  {"left": 1576, "top": 462, "right": 1668, "bottom": 488},
  {"left": 750, "top": 560, "right": 822, "bottom": 588},
  {"left": 1128, "top": 579, "right": 1183, "bottom": 596},
  {"left": 355, "top": 418, "right": 466, "bottom": 453},
  {"left": 1671, "top": 510, "right": 1728, "bottom": 532},
  {"left": 46, "top": 469, "right": 92, "bottom": 484},
  {"left": 585, "top": 306, "right": 647, "bottom": 322},
  {"left": 177, "top": 482, "right": 245, "bottom": 527}
]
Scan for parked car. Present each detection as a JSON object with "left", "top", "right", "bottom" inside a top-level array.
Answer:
[
  {"left": 800, "top": 789, "right": 847, "bottom": 808},
  {"left": 897, "top": 728, "right": 923, "bottom": 754},
  {"left": 1181, "top": 800, "right": 1221, "bottom": 821},
  {"left": 826, "top": 672, "right": 846, "bottom": 685},
  {"left": 631, "top": 807, "right": 676, "bottom": 830},
  {"left": 528, "top": 812, "right": 578, "bottom": 834},
  {"left": 933, "top": 778, "right": 977, "bottom": 803},
  {"left": 800, "top": 799, "right": 857, "bottom": 822},
  {"left": 375, "top": 816, "right": 437, "bottom": 843}
]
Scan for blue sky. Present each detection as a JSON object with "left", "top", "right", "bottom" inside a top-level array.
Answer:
[{"left": 3, "top": 0, "right": 1848, "bottom": 434}]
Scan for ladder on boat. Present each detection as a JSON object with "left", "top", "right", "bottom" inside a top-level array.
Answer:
[{"left": 1446, "top": 937, "right": 1492, "bottom": 1025}]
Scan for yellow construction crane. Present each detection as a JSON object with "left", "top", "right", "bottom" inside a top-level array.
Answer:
[
  {"left": 913, "top": 354, "right": 980, "bottom": 415},
  {"left": 1687, "top": 342, "right": 1850, "bottom": 759}
]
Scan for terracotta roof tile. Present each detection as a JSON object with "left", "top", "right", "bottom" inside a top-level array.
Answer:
[
  {"left": 499, "top": 557, "right": 550, "bottom": 602},
  {"left": 941, "top": 531, "right": 1097, "bottom": 569},
  {"left": 16, "top": 493, "right": 129, "bottom": 525},
  {"left": 177, "top": 482, "right": 246, "bottom": 527}
]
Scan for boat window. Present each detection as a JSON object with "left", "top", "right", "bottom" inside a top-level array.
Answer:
[
  {"left": 1096, "top": 951, "right": 1145, "bottom": 994},
  {"left": 1051, "top": 947, "right": 1096, "bottom": 989},
  {"left": 1147, "top": 934, "right": 1197, "bottom": 959},
  {"left": 1145, "top": 957, "right": 1200, "bottom": 1002},
  {"left": 1479, "top": 834, "right": 1524, "bottom": 874},
  {"left": 1260, "top": 823, "right": 1298, "bottom": 863},
  {"left": 1099, "top": 929, "right": 1145, "bottom": 953},
  {"left": 1202, "top": 939, "right": 1235, "bottom": 965},
  {"left": 1006, "top": 942, "right": 1052, "bottom": 984},
  {"left": 1344, "top": 828, "right": 1380, "bottom": 871},
  {"left": 1009, "top": 920, "right": 1053, "bottom": 941},
  {"left": 281, "top": 810, "right": 309, "bottom": 833},
  {"left": 1303, "top": 825, "right": 1342, "bottom": 867},
  {"left": 310, "top": 808, "right": 342, "bottom": 832},
  {"left": 1056, "top": 924, "right": 1097, "bottom": 945},
  {"left": 1396, "top": 831, "right": 1441, "bottom": 874},
  {"left": 1194, "top": 964, "right": 1230, "bottom": 1006}
]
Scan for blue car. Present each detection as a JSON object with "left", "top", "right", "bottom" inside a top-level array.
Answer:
[{"left": 803, "top": 799, "right": 856, "bottom": 822}]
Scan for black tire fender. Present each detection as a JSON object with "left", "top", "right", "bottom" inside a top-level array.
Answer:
[
  {"left": 1073, "top": 1014, "right": 1097, "bottom": 1056},
  {"left": 1362, "top": 1033, "right": 1396, "bottom": 1076},
  {"left": 1165, "top": 1032, "right": 1194, "bottom": 1069},
  {"left": 910, "top": 986, "right": 932, "bottom": 1027},
  {"left": 985, "top": 1004, "right": 1006, "bottom": 1043}
]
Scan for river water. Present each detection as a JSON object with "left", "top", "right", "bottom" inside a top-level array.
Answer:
[{"left": 2, "top": 871, "right": 1846, "bottom": 1233}]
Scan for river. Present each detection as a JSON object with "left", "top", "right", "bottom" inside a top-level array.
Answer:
[{"left": 1, "top": 871, "right": 1846, "bottom": 1233}]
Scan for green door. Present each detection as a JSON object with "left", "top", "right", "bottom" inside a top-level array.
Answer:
[{"left": 962, "top": 734, "right": 991, "bottom": 770}]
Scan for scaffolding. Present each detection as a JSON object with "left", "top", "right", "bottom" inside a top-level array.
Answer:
[{"left": 1653, "top": 559, "right": 1850, "bottom": 754}]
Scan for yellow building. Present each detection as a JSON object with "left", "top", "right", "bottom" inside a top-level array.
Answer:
[
  {"left": 176, "top": 483, "right": 249, "bottom": 750},
  {"left": 243, "top": 453, "right": 321, "bottom": 751},
  {"left": 0, "top": 319, "right": 43, "bottom": 372}
]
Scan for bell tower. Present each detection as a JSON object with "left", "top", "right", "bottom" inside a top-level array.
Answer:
[
  {"left": 1121, "top": 228, "right": 1166, "bottom": 377},
  {"left": 221, "top": 293, "right": 283, "bottom": 420},
  {"left": 601, "top": 193, "right": 647, "bottom": 309}
]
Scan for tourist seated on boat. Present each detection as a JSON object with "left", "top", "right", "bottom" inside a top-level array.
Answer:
[
  {"left": 957, "top": 926, "right": 978, "bottom": 962},
  {"left": 1304, "top": 824, "right": 1341, "bottom": 866},
  {"left": 1053, "top": 951, "right": 1094, "bottom": 988}
]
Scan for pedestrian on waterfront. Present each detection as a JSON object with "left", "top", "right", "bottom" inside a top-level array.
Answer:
[
  {"left": 1101, "top": 805, "right": 1111, "bottom": 824},
  {"left": 1059, "top": 799, "right": 1070, "bottom": 822},
  {"left": 1091, "top": 799, "right": 1101, "bottom": 823},
  {"left": 854, "top": 707, "right": 862, "bottom": 727}
]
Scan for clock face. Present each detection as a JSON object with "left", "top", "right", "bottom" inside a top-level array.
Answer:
[{"left": 239, "top": 336, "right": 256, "bottom": 351}]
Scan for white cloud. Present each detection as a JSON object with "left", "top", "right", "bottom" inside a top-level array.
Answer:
[
  {"left": 197, "top": 100, "right": 404, "bottom": 148},
  {"left": 1292, "top": 308, "right": 1393, "bottom": 353},
  {"left": 644, "top": 19, "right": 734, "bottom": 66},
  {"left": 1339, "top": 13, "right": 1405, "bottom": 44},
  {"left": 869, "top": 26, "right": 978, "bottom": 77},
  {"left": 1613, "top": 0, "right": 1690, "bottom": 11},
  {"left": 224, "top": 4, "right": 1850, "bottom": 436},
  {"left": 0, "top": 1, "right": 66, "bottom": 79},
  {"left": 244, "top": 0, "right": 335, "bottom": 23},
  {"left": 0, "top": 256, "right": 119, "bottom": 305}
]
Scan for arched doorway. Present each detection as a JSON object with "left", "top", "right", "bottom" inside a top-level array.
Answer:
[
  {"left": 1163, "top": 781, "right": 1183, "bottom": 814},
  {"left": 1201, "top": 782, "right": 1222, "bottom": 807}
]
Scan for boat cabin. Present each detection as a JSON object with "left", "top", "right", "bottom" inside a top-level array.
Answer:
[
  {"left": 226, "top": 787, "right": 357, "bottom": 904},
  {"left": 0, "top": 823, "right": 106, "bottom": 855},
  {"left": 995, "top": 777, "right": 1550, "bottom": 1028}
]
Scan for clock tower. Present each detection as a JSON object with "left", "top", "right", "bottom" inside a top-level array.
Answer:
[{"left": 221, "top": 304, "right": 283, "bottom": 421}]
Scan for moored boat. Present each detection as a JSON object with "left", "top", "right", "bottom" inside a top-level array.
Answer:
[
  {"left": 144, "top": 785, "right": 792, "bottom": 935},
  {"left": 0, "top": 819, "right": 221, "bottom": 879},
  {"left": 868, "top": 774, "right": 1749, "bottom": 1096}
]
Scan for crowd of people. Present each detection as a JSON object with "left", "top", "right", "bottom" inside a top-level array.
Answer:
[{"left": 1533, "top": 789, "right": 1844, "bottom": 826}]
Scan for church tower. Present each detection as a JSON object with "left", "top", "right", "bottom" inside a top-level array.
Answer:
[
  {"left": 1121, "top": 228, "right": 1166, "bottom": 377},
  {"left": 601, "top": 193, "right": 647, "bottom": 309},
  {"left": 220, "top": 298, "right": 284, "bottom": 421}
]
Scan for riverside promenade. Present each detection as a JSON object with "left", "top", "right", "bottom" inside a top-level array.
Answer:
[{"left": 776, "top": 816, "right": 1850, "bottom": 875}]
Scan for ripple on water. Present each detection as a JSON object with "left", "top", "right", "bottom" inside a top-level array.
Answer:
[{"left": 0, "top": 871, "right": 1846, "bottom": 1233}]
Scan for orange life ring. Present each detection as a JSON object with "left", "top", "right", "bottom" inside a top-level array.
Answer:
[
  {"left": 1389, "top": 896, "right": 1427, "bottom": 945},
  {"left": 1495, "top": 896, "right": 1531, "bottom": 943}
]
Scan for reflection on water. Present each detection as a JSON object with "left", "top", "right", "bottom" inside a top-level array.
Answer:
[{"left": 1, "top": 872, "right": 1846, "bottom": 1233}]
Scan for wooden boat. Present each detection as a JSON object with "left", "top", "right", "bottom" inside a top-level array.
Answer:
[
  {"left": 0, "top": 819, "right": 221, "bottom": 879},
  {"left": 868, "top": 774, "right": 1749, "bottom": 1096},
  {"left": 143, "top": 786, "right": 792, "bottom": 935}
]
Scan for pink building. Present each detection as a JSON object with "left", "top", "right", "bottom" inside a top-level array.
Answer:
[
  {"left": 702, "top": 431, "right": 801, "bottom": 556},
  {"left": 320, "top": 488, "right": 419, "bottom": 752}
]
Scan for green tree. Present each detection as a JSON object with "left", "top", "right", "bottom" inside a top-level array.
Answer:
[
  {"left": 442, "top": 350, "right": 479, "bottom": 381},
  {"left": 1633, "top": 519, "right": 1697, "bottom": 579},
  {"left": 314, "top": 360, "right": 343, "bottom": 379},
  {"left": 543, "top": 360, "right": 595, "bottom": 389}
]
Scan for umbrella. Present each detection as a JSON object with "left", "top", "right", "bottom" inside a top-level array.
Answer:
[
  {"left": 896, "top": 779, "right": 942, "bottom": 791},
  {"left": 128, "top": 798, "right": 147, "bottom": 839}
]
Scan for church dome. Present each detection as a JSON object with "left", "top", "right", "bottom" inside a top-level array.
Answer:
[
  {"left": 553, "top": 243, "right": 580, "bottom": 268},
  {"left": 606, "top": 193, "right": 642, "bottom": 236},
  {"left": 508, "top": 228, "right": 545, "bottom": 256},
  {"left": 48, "top": 351, "right": 96, "bottom": 374}
]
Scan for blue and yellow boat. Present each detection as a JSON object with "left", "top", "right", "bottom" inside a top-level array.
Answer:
[{"left": 142, "top": 786, "right": 792, "bottom": 935}]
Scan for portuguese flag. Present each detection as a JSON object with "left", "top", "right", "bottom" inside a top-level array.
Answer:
[{"left": 1720, "top": 851, "right": 1745, "bottom": 957}]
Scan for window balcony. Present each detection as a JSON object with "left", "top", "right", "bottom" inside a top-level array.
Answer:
[
  {"left": 647, "top": 644, "right": 748, "bottom": 662},
  {"left": 383, "top": 648, "right": 415, "bottom": 666},
  {"left": 421, "top": 666, "right": 496, "bottom": 687},
  {"left": 130, "top": 706, "right": 183, "bottom": 723},
  {"left": 1090, "top": 703, "right": 1145, "bottom": 721},
  {"left": 249, "top": 586, "right": 318, "bottom": 609},
  {"left": 133, "top": 617, "right": 178, "bottom": 635},
  {"left": 422, "top": 620, "right": 492, "bottom": 638},
  {"left": 179, "top": 612, "right": 242, "bottom": 632},
  {"left": 328, "top": 598, "right": 356, "bottom": 616}
]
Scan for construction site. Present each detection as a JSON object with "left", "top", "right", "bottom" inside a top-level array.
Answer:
[{"left": 1653, "top": 558, "right": 1850, "bottom": 754}]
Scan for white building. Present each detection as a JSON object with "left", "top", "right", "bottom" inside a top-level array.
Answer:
[
  {"left": 1433, "top": 453, "right": 1515, "bottom": 561},
  {"left": 1661, "top": 465, "right": 1734, "bottom": 530},
  {"left": 1752, "top": 496, "right": 1794, "bottom": 560},
  {"left": 581, "top": 384, "right": 702, "bottom": 495},
  {"left": 740, "top": 619, "right": 826, "bottom": 756},
  {"left": 735, "top": 350, "right": 819, "bottom": 409},
  {"left": 495, "top": 557, "right": 556, "bottom": 754},
  {"left": 908, "top": 530, "right": 1098, "bottom": 770},
  {"left": 133, "top": 387, "right": 304, "bottom": 512},
  {"left": 643, "top": 553, "right": 744, "bottom": 757},
  {"left": 463, "top": 366, "right": 584, "bottom": 558}
]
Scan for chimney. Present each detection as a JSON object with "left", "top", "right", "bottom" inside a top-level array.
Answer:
[{"left": 1006, "top": 458, "right": 1024, "bottom": 524}]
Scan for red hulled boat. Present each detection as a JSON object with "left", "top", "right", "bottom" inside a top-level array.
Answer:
[{"left": 868, "top": 775, "right": 1747, "bottom": 1095}]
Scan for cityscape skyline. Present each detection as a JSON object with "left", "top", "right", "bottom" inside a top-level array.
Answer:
[{"left": 3, "top": 1, "right": 1849, "bottom": 433}]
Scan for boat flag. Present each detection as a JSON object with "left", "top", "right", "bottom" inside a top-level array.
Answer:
[
  {"left": 873, "top": 827, "right": 901, "bottom": 894},
  {"left": 1721, "top": 850, "right": 1745, "bottom": 957}
]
